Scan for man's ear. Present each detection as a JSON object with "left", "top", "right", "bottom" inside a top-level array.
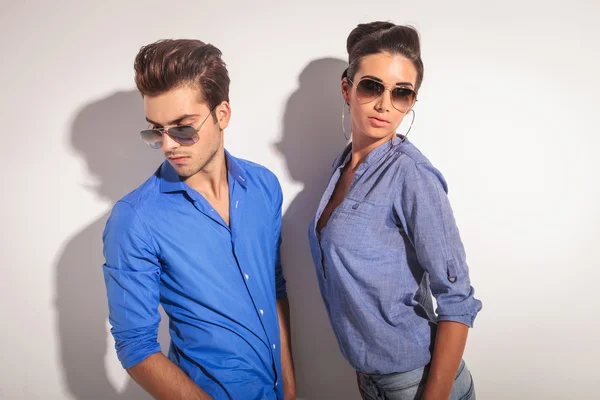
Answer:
[{"left": 215, "top": 101, "right": 231, "bottom": 130}]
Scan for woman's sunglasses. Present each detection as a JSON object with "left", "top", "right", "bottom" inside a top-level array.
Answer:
[
  {"left": 140, "top": 108, "right": 216, "bottom": 149},
  {"left": 349, "top": 77, "right": 417, "bottom": 113}
]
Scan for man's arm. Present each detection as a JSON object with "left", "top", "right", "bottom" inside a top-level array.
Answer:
[
  {"left": 276, "top": 297, "right": 296, "bottom": 400},
  {"left": 422, "top": 321, "right": 468, "bottom": 399},
  {"left": 128, "top": 353, "right": 213, "bottom": 400},
  {"left": 270, "top": 174, "right": 296, "bottom": 399},
  {"left": 103, "top": 201, "right": 212, "bottom": 399}
]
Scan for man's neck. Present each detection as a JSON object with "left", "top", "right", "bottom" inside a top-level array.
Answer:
[{"left": 185, "top": 147, "right": 229, "bottom": 201}]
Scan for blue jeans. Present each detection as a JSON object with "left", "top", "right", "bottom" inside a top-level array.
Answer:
[{"left": 356, "top": 360, "right": 475, "bottom": 400}]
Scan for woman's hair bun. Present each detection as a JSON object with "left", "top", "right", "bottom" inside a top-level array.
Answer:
[{"left": 346, "top": 21, "right": 395, "bottom": 54}]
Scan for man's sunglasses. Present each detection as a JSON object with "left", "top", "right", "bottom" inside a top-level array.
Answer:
[
  {"left": 348, "top": 77, "right": 417, "bottom": 113},
  {"left": 140, "top": 108, "right": 216, "bottom": 149}
]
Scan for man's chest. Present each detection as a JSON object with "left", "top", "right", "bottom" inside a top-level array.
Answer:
[{"left": 149, "top": 197, "right": 275, "bottom": 284}]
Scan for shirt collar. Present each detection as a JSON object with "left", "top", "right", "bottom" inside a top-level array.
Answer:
[
  {"left": 225, "top": 149, "right": 248, "bottom": 189},
  {"left": 159, "top": 160, "right": 186, "bottom": 193},
  {"left": 338, "top": 134, "right": 407, "bottom": 169},
  {"left": 159, "top": 149, "right": 248, "bottom": 194}
]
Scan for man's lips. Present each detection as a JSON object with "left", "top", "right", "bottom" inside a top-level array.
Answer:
[{"left": 167, "top": 155, "right": 190, "bottom": 163}]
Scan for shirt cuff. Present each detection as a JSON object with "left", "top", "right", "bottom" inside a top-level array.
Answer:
[
  {"left": 437, "top": 314, "right": 477, "bottom": 328},
  {"left": 115, "top": 332, "right": 162, "bottom": 369}
]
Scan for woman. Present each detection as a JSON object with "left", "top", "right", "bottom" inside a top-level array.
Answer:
[{"left": 308, "top": 22, "right": 483, "bottom": 400}]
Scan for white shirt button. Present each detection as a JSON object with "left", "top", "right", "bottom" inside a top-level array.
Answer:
[
  {"left": 260, "top": 309, "right": 264, "bottom": 315},
  {"left": 272, "top": 344, "right": 276, "bottom": 349},
  {"left": 245, "top": 274, "right": 249, "bottom": 280}
]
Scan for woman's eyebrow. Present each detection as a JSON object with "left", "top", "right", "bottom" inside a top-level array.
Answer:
[{"left": 361, "top": 75, "right": 414, "bottom": 87}]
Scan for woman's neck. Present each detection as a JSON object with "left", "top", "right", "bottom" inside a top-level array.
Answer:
[{"left": 349, "top": 131, "right": 395, "bottom": 171}]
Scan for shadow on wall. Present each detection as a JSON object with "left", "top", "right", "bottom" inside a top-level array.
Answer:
[
  {"left": 275, "top": 58, "right": 361, "bottom": 400},
  {"left": 55, "top": 91, "right": 166, "bottom": 400}
]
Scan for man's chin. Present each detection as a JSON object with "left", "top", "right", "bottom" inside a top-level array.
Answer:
[{"left": 169, "top": 162, "right": 196, "bottom": 179}]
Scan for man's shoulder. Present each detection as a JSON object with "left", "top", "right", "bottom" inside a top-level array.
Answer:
[
  {"left": 231, "top": 154, "right": 280, "bottom": 188},
  {"left": 114, "top": 166, "right": 163, "bottom": 214}
]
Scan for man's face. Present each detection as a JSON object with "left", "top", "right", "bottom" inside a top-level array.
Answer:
[{"left": 143, "top": 86, "right": 230, "bottom": 179}]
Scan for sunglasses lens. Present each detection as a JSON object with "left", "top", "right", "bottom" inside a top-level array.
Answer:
[
  {"left": 140, "top": 126, "right": 200, "bottom": 149},
  {"left": 168, "top": 126, "right": 199, "bottom": 146},
  {"left": 391, "top": 88, "right": 416, "bottom": 113},
  {"left": 140, "top": 129, "right": 163, "bottom": 149},
  {"left": 356, "top": 79, "right": 384, "bottom": 104}
]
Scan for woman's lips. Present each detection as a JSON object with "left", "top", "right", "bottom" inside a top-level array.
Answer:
[{"left": 368, "top": 116, "right": 390, "bottom": 127}]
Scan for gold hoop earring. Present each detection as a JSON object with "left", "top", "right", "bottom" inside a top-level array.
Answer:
[
  {"left": 342, "top": 101, "right": 351, "bottom": 141},
  {"left": 400, "top": 109, "right": 416, "bottom": 142}
]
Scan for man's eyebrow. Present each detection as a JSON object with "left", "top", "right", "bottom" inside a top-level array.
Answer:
[{"left": 145, "top": 114, "right": 200, "bottom": 126}]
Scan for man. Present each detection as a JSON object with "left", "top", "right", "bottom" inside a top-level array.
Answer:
[{"left": 102, "top": 39, "right": 296, "bottom": 400}]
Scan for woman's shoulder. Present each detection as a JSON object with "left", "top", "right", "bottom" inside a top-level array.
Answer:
[
  {"left": 391, "top": 138, "right": 448, "bottom": 192},
  {"left": 391, "top": 137, "right": 432, "bottom": 167},
  {"left": 331, "top": 142, "right": 353, "bottom": 169}
]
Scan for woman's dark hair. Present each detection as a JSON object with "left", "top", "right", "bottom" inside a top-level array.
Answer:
[{"left": 342, "top": 21, "right": 424, "bottom": 92}]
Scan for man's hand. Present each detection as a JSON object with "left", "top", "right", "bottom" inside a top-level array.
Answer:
[
  {"left": 128, "top": 353, "right": 213, "bottom": 400},
  {"left": 277, "top": 297, "right": 297, "bottom": 400}
]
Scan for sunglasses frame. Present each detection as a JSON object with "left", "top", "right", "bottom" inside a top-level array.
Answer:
[
  {"left": 348, "top": 77, "right": 418, "bottom": 113},
  {"left": 140, "top": 106, "right": 217, "bottom": 149}
]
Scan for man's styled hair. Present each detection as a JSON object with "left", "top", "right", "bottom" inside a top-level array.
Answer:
[{"left": 134, "top": 39, "right": 230, "bottom": 112}]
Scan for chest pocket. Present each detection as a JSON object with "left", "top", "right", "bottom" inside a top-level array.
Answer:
[
  {"left": 346, "top": 197, "right": 388, "bottom": 219},
  {"left": 327, "top": 197, "right": 395, "bottom": 248}
]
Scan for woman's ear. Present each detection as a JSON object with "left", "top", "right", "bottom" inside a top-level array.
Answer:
[{"left": 341, "top": 78, "right": 351, "bottom": 103}]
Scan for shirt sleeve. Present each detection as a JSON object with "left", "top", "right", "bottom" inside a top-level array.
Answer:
[
  {"left": 394, "top": 161, "right": 482, "bottom": 327},
  {"left": 102, "top": 200, "right": 162, "bottom": 369},
  {"left": 271, "top": 176, "right": 288, "bottom": 299}
]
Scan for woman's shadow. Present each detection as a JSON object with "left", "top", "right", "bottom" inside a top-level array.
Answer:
[
  {"left": 55, "top": 91, "right": 166, "bottom": 400},
  {"left": 276, "top": 58, "right": 361, "bottom": 399}
]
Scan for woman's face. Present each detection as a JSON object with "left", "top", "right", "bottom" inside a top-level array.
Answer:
[{"left": 343, "top": 52, "right": 418, "bottom": 144}]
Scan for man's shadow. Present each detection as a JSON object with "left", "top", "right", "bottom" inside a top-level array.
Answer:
[
  {"left": 55, "top": 91, "right": 167, "bottom": 400},
  {"left": 276, "top": 58, "right": 361, "bottom": 400},
  {"left": 56, "top": 60, "right": 360, "bottom": 400}
]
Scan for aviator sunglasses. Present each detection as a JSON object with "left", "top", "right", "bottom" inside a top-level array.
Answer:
[
  {"left": 348, "top": 77, "right": 417, "bottom": 113},
  {"left": 140, "top": 107, "right": 216, "bottom": 149}
]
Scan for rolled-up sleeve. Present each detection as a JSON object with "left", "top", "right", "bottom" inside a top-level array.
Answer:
[
  {"left": 102, "top": 200, "right": 162, "bottom": 369},
  {"left": 271, "top": 176, "right": 287, "bottom": 299},
  {"left": 395, "top": 161, "right": 482, "bottom": 327}
]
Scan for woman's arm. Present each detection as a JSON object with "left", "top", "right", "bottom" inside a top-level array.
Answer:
[
  {"left": 394, "top": 161, "right": 482, "bottom": 398},
  {"left": 422, "top": 321, "right": 468, "bottom": 399}
]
